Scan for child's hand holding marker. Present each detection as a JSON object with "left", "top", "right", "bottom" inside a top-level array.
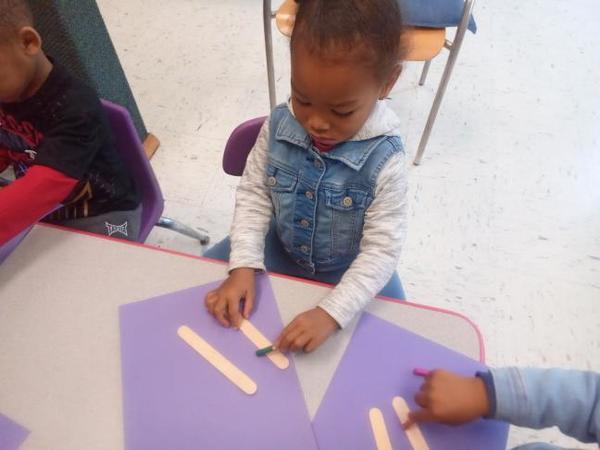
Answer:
[
  {"left": 404, "top": 369, "right": 490, "bottom": 428},
  {"left": 254, "top": 308, "right": 339, "bottom": 356},
  {"left": 274, "top": 307, "right": 339, "bottom": 354},
  {"left": 205, "top": 268, "right": 256, "bottom": 329},
  {"left": 205, "top": 271, "right": 338, "bottom": 354}
]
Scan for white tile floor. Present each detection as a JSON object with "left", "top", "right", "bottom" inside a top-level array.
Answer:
[{"left": 97, "top": 1, "right": 600, "bottom": 447}]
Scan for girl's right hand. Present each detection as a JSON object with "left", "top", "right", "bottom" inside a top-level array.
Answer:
[{"left": 204, "top": 268, "right": 256, "bottom": 329}]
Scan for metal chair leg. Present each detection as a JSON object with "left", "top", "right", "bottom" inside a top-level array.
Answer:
[
  {"left": 263, "top": 0, "right": 277, "bottom": 110},
  {"left": 413, "top": 0, "right": 476, "bottom": 165},
  {"left": 157, "top": 217, "right": 210, "bottom": 245},
  {"left": 418, "top": 60, "right": 432, "bottom": 86}
]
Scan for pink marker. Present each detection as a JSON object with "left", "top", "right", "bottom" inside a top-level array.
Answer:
[{"left": 413, "top": 368, "right": 430, "bottom": 377}]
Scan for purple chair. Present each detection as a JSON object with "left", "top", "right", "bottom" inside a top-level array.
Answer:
[
  {"left": 2, "top": 101, "right": 206, "bottom": 264},
  {"left": 203, "top": 117, "right": 267, "bottom": 261},
  {"left": 223, "top": 116, "right": 267, "bottom": 176},
  {"left": 101, "top": 100, "right": 209, "bottom": 244}
]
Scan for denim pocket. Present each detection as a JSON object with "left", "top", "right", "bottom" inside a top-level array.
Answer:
[
  {"left": 266, "top": 165, "right": 297, "bottom": 192},
  {"left": 324, "top": 188, "right": 371, "bottom": 257},
  {"left": 266, "top": 165, "right": 298, "bottom": 236}
]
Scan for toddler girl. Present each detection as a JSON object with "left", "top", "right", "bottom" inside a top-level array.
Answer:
[{"left": 205, "top": 0, "right": 408, "bottom": 353}]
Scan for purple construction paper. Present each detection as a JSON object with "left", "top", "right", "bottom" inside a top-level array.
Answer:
[
  {"left": 313, "top": 313, "right": 509, "bottom": 450},
  {"left": 0, "top": 413, "right": 29, "bottom": 450},
  {"left": 119, "top": 275, "right": 318, "bottom": 450}
]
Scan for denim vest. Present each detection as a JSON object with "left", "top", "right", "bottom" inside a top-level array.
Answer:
[{"left": 267, "top": 105, "right": 403, "bottom": 273}]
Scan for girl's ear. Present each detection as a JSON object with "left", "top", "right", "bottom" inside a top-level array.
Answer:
[
  {"left": 379, "top": 63, "right": 402, "bottom": 100},
  {"left": 18, "top": 26, "right": 43, "bottom": 56}
]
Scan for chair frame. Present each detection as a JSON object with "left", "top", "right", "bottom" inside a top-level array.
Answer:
[{"left": 262, "top": 0, "right": 476, "bottom": 165}]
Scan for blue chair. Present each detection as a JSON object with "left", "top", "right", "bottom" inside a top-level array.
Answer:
[{"left": 262, "top": 0, "right": 476, "bottom": 165}]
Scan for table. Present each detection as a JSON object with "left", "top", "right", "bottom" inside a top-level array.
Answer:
[{"left": 0, "top": 225, "right": 483, "bottom": 450}]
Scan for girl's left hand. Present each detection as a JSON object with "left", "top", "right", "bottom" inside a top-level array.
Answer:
[{"left": 275, "top": 307, "right": 339, "bottom": 353}]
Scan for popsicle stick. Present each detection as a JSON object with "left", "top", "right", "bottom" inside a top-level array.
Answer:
[
  {"left": 369, "top": 408, "right": 393, "bottom": 450},
  {"left": 239, "top": 319, "right": 289, "bottom": 370},
  {"left": 392, "top": 397, "right": 430, "bottom": 450},
  {"left": 177, "top": 325, "right": 257, "bottom": 395}
]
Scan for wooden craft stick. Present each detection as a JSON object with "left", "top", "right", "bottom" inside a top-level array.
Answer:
[
  {"left": 368, "top": 408, "right": 393, "bottom": 450},
  {"left": 392, "top": 397, "right": 430, "bottom": 450},
  {"left": 239, "top": 319, "right": 289, "bottom": 370},
  {"left": 177, "top": 325, "right": 258, "bottom": 395}
]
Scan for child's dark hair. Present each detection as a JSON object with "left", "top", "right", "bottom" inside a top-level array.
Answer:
[
  {"left": 0, "top": 0, "right": 33, "bottom": 40},
  {"left": 290, "top": 0, "right": 406, "bottom": 81}
]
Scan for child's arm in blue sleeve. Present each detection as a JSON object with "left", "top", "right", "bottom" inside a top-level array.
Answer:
[{"left": 490, "top": 367, "right": 600, "bottom": 443}]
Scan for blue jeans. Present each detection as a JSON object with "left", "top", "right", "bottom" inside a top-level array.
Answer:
[{"left": 204, "top": 227, "right": 406, "bottom": 300}]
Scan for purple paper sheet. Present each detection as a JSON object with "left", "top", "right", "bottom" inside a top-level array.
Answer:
[
  {"left": 0, "top": 413, "right": 29, "bottom": 450},
  {"left": 119, "top": 275, "right": 318, "bottom": 450},
  {"left": 313, "top": 313, "right": 509, "bottom": 450}
]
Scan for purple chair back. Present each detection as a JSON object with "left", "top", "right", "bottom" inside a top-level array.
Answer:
[
  {"left": 101, "top": 100, "right": 164, "bottom": 242},
  {"left": 223, "top": 117, "right": 267, "bottom": 176}
]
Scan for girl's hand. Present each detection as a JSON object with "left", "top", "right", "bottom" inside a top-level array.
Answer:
[
  {"left": 275, "top": 307, "right": 339, "bottom": 353},
  {"left": 404, "top": 370, "right": 490, "bottom": 428},
  {"left": 204, "top": 268, "right": 255, "bottom": 329}
]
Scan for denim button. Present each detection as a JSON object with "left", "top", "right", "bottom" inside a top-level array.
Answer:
[
  {"left": 300, "top": 219, "right": 310, "bottom": 228},
  {"left": 305, "top": 191, "right": 314, "bottom": 200},
  {"left": 267, "top": 176, "right": 277, "bottom": 187},
  {"left": 342, "top": 196, "right": 353, "bottom": 207},
  {"left": 314, "top": 159, "right": 322, "bottom": 169},
  {"left": 300, "top": 245, "right": 310, "bottom": 254}
]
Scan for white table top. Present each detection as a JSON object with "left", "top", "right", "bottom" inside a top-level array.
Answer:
[{"left": 0, "top": 225, "right": 483, "bottom": 450}]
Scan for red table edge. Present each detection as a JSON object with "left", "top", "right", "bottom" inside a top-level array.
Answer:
[{"left": 32, "top": 222, "right": 486, "bottom": 363}]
